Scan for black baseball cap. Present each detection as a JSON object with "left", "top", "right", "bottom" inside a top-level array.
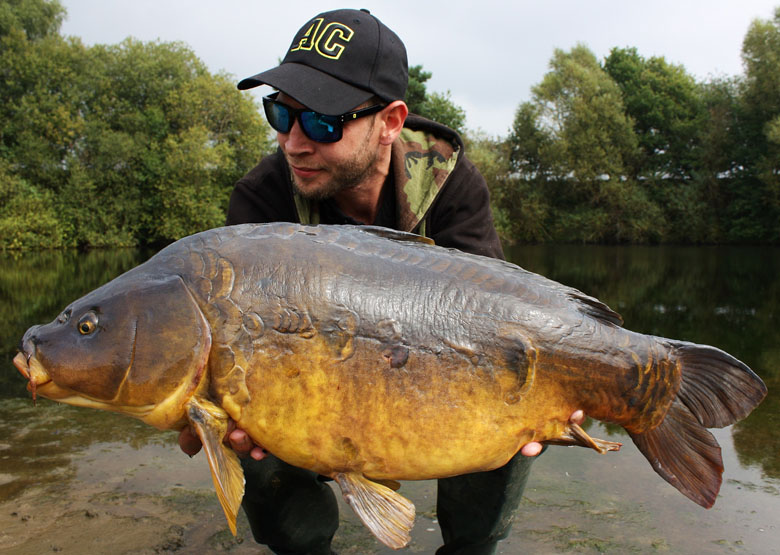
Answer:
[{"left": 237, "top": 9, "right": 408, "bottom": 115}]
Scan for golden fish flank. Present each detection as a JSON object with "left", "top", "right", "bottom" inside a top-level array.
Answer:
[{"left": 14, "top": 223, "right": 767, "bottom": 550}]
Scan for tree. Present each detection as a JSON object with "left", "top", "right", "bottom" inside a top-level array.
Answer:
[
  {"left": 405, "top": 64, "right": 431, "bottom": 114},
  {"left": 404, "top": 64, "right": 466, "bottom": 134},
  {"left": 736, "top": 6, "right": 780, "bottom": 241},
  {"left": 0, "top": 0, "right": 274, "bottom": 248},
  {"left": 603, "top": 47, "right": 705, "bottom": 181},
  {"left": 507, "top": 45, "right": 660, "bottom": 243},
  {"left": 691, "top": 77, "right": 744, "bottom": 241},
  {"left": 465, "top": 131, "right": 535, "bottom": 243},
  {"left": 0, "top": 0, "right": 64, "bottom": 41},
  {"left": 603, "top": 48, "right": 714, "bottom": 242},
  {"left": 0, "top": 159, "right": 65, "bottom": 248}
]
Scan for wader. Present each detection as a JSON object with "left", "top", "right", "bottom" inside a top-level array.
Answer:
[{"left": 240, "top": 453, "right": 536, "bottom": 554}]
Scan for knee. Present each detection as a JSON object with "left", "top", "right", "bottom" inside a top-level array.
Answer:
[{"left": 240, "top": 458, "right": 339, "bottom": 553}]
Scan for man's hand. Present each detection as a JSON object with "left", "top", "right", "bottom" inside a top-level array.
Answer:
[
  {"left": 178, "top": 420, "right": 267, "bottom": 461},
  {"left": 520, "top": 410, "right": 585, "bottom": 457}
]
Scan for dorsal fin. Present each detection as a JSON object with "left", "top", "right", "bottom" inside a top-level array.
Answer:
[
  {"left": 569, "top": 292, "right": 623, "bottom": 326},
  {"left": 359, "top": 226, "right": 435, "bottom": 245}
]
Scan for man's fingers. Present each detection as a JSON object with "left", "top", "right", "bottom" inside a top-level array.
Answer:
[
  {"left": 178, "top": 426, "right": 202, "bottom": 457},
  {"left": 180, "top": 418, "right": 265, "bottom": 459},
  {"left": 228, "top": 428, "right": 255, "bottom": 456},
  {"left": 228, "top": 429, "right": 268, "bottom": 459},
  {"left": 520, "top": 442, "right": 543, "bottom": 457},
  {"left": 520, "top": 411, "right": 586, "bottom": 458}
]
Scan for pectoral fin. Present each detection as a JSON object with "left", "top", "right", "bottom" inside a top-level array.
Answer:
[
  {"left": 186, "top": 397, "right": 245, "bottom": 535},
  {"left": 334, "top": 472, "right": 415, "bottom": 550},
  {"left": 544, "top": 422, "right": 622, "bottom": 454}
]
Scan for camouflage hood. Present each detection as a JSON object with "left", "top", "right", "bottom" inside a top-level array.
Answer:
[
  {"left": 389, "top": 114, "right": 462, "bottom": 233},
  {"left": 294, "top": 114, "right": 462, "bottom": 234}
]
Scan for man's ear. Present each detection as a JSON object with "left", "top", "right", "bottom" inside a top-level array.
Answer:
[{"left": 379, "top": 101, "right": 409, "bottom": 145}]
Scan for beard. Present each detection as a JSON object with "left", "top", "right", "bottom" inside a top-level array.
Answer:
[
  {"left": 288, "top": 120, "right": 381, "bottom": 201},
  {"left": 289, "top": 145, "right": 380, "bottom": 201}
]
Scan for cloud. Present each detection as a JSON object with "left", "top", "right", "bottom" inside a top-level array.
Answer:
[{"left": 60, "top": 0, "right": 778, "bottom": 136}]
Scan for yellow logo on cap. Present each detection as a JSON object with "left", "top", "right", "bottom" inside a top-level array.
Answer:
[{"left": 290, "top": 18, "right": 354, "bottom": 60}]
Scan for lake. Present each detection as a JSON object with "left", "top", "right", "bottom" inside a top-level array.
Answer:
[{"left": 0, "top": 241, "right": 778, "bottom": 553}]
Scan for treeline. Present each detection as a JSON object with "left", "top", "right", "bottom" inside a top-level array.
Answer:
[
  {"left": 2, "top": 0, "right": 779, "bottom": 248},
  {"left": 1, "top": 0, "right": 274, "bottom": 248},
  {"left": 471, "top": 9, "right": 780, "bottom": 244}
]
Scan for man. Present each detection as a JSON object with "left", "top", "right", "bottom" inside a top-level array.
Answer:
[{"left": 179, "top": 8, "right": 582, "bottom": 554}]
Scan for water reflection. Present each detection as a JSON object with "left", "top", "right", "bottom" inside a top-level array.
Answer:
[
  {"left": 0, "top": 248, "right": 151, "bottom": 398},
  {"left": 1, "top": 243, "right": 778, "bottom": 486},
  {"left": 506, "top": 244, "right": 780, "bottom": 482},
  {"left": 0, "top": 398, "right": 170, "bottom": 500}
]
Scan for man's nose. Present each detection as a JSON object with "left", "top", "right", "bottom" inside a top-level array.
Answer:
[{"left": 281, "top": 119, "right": 315, "bottom": 154}]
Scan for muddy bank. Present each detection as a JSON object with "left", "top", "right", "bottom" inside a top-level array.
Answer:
[{"left": 0, "top": 400, "right": 777, "bottom": 554}]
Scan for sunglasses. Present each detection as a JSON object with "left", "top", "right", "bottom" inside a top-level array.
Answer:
[{"left": 262, "top": 92, "right": 386, "bottom": 143}]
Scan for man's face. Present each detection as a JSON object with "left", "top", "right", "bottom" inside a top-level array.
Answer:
[{"left": 276, "top": 93, "right": 383, "bottom": 200}]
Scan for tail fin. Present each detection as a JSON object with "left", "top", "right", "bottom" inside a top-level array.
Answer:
[{"left": 629, "top": 342, "right": 766, "bottom": 508}]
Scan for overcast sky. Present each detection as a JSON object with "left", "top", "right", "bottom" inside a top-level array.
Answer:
[{"left": 59, "top": 0, "right": 779, "bottom": 137}]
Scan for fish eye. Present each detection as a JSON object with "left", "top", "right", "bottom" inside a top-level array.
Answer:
[{"left": 77, "top": 312, "right": 98, "bottom": 335}]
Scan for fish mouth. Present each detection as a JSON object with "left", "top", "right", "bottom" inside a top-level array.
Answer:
[{"left": 13, "top": 352, "right": 52, "bottom": 402}]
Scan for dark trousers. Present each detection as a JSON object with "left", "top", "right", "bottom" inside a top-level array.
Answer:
[{"left": 240, "top": 452, "right": 535, "bottom": 555}]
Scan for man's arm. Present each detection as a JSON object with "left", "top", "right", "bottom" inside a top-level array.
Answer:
[
  {"left": 424, "top": 155, "right": 504, "bottom": 259},
  {"left": 225, "top": 151, "right": 299, "bottom": 226}
]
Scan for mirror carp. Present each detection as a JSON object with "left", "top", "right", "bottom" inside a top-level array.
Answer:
[{"left": 14, "top": 223, "right": 767, "bottom": 549}]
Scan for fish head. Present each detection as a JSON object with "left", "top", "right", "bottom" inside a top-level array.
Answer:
[{"left": 14, "top": 274, "right": 211, "bottom": 428}]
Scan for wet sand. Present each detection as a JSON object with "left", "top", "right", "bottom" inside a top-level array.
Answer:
[{"left": 1, "top": 400, "right": 777, "bottom": 554}]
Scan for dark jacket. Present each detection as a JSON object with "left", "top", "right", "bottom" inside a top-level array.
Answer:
[{"left": 226, "top": 114, "right": 503, "bottom": 259}]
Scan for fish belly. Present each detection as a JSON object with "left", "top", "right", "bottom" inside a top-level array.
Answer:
[{"left": 221, "top": 335, "right": 570, "bottom": 480}]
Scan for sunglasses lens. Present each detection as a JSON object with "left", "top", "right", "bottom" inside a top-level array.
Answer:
[
  {"left": 300, "top": 112, "right": 341, "bottom": 143},
  {"left": 264, "top": 100, "right": 293, "bottom": 133},
  {"left": 263, "top": 95, "right": 344, "bottom": 143}
]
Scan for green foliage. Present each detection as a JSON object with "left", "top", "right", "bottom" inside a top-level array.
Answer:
[
  {"left": 420, "top": 91, "right": 466, "bottom": 135},
  {"left": 0, "top": 0, "right": 273, "bottom": 249},
  {"left": 532, "top": 45, "right": 640, "bottom": 184},
  {"left": 405, "top": 64, "right": 466, "bottom": 134},
  {"left": 405, "top": 64, "right": 431, "bottom": 114},
  {"left": 495, "top": 9, "right": 780, "bottom": 245},
  {"left": 0, "top": 160, "right": 65, "bottom": 248},
  {"left": 467, "top": 129, "right": 551, "bottom": 243},
  {"left": 602, "top": 47, "right": 717, "bottom": 242},
  {"left": 465, "top": 131, "right": 520, "bottom": 242},
  {"left": 738, "top": 6, "right": 780, "bottom": 241},
  {"left": 604, "top": 47, "right": 705, "bottom": 181},
  {"left": 0, "top": 0, "right": 64, "bottom": 41},
  {"left": 505, "top": 45, "right": 661, "bottom": 243},
  {"left": 4, "top": 1, "right": 780, "bottom": 247}
]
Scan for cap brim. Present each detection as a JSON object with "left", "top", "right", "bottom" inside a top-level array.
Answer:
[{"left": 237, "top": 63, "right": 374, "bottom": 115}]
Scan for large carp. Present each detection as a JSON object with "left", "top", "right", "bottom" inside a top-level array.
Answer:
[{"left": 14, "top": 223, "right": 766, "bottom": 549}]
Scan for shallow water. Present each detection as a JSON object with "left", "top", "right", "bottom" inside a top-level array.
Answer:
[{"left": 1, "top": 242, "right": 778, "bottom": 553}]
